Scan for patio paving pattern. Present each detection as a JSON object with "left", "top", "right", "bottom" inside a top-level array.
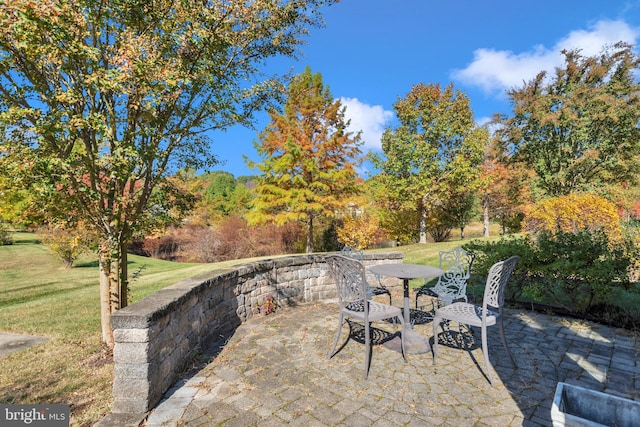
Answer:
[{"left": 143, "top": 296, "right": 640, "bottom": 427}]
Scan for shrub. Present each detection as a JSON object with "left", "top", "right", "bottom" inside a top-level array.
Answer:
[
  {"left": 532, "top": 230, "right": 631, "bottom": 312},
  {"left": 337, "top": 212, "right": 380, "bottom": 249},
  {"left": 143, "top": 217, "right": 305, "bottom": 263},
  {"left": 378, "top": 208, "right": 420, "bottom": 245},
  {"left": 183, "top": 226, "right": 221, "bottom": 263},
  {"left": 40, "top": 225, "right": 90, "bottom": 268},
  {"left": 463, "top": 235, "right": 538, "bottom": 302},
  {"left": 502, "top": 212, "right": 525, "bottom": 234},
  {"left": 524, "top": 193, "right": 622, "bottom": 244},
  {"left": 464, "top": 230, "right": 633, "bottom": 313},
  {"left": 589, "top": 301, "right": 640, "bottom": 331},
  {"left": 425, "top": 206, "right": 454, "bottom": 242},
  {"left": 142, "top": 233, "right": 179, "bottom": 260},
  {"left": 317, "top": 219, "right": 340, "bottom": 253},
  {"left": 622, "top": 221, "right": 640, "bottom": 282}
]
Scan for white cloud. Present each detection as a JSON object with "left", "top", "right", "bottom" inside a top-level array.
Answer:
[
  {"left": 452, "top": 46, "right": 559, "bottom": 95},
  {"left": 557, "top": 20, "right": 639, "bottom": 56},
  {"left": 339, "top": 97, "right": 393, "bottom": 151},
  {"left": 452, "top": 19, "right": 640, "bottom": 96},
  {"left": 475, "top": 116, "right": 494, "bottom": 127}
]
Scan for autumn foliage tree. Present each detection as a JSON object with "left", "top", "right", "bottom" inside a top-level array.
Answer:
[
  {"left": 248, "top": 67, "right": 363, "bottom": 253},
  {"left": 0, "top": 0, "right": 336, "bottom": 347},
  {"left": 366, "top": 175, "right": 419, "bottom": 245},
  {"left": 40, "top": 223, "right": 93, "bottom": 268},
  {"left": 0, "top": 174, "right": 34, "bottom": 227},
  {"left": 481, "top": 133, "right": 533, "bottom": 235},
  {"left": 372, "top": 83, "right": 487, "bottom": 244},
  {"left": 495, "top": 43, "right": 640, "bottom": 197}
]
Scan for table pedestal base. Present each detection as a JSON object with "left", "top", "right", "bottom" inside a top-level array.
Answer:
[{"left": 383, "top": 329, "right": 431, "bottom": 354}]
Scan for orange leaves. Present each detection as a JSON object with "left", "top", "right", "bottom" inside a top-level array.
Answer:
[{"left": 250, "top": 67, "right": 363, "bottom": 251}]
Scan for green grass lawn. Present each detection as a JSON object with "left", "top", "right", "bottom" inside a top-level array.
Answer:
[{"left": 0, "top": 232, "right": 277, "bottom": 426}]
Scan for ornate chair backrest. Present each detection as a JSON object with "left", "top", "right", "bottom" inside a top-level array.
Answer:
[
  {"left": 340, "top": 246, "right": 364, "bottom": 261},
  {"left": 326, "top": 255, "right": 368, "bottom": 314},
  {"left": 482, "top": 256, "right": 520, "bottom": 313},
  {"left": 341, "top": 246, "right": 385, "bottom": 301},
  {"left": 432, "top": 247, "right": 475, "bottom": 302}
]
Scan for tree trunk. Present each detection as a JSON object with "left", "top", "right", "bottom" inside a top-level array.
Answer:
[
  {"left": 120, "top": 242, "right": 128, "bottom": 309},
  {"left": 306, "top": 216, "right": 314, "bottom": 253},
  {"left": 99, "top": 252, "right": 114, "bottom": 348},
  {"left": 98, "top": 237, "right": 129, "bottom": 349},
  {"left": 483, "top": 192, "right": 490, "bottom": 237},
  {"left": 419, "top": 204, "right": 428, "bottom": 244}
]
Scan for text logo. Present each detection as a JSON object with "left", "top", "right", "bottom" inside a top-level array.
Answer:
[{"left": 1, "top": 405, "right": 69, "bottom": 426}]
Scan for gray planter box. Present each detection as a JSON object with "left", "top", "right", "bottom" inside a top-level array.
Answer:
[{"left": 551, "top": 382, "right": 640, "bottom": 427}]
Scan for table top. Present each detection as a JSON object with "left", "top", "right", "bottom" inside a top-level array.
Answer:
[{"left": 369, "top": 263, "right": 442, "bottom": 280}]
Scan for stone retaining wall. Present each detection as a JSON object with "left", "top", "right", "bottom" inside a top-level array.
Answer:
[{"left": 109, "top": 252, "right": 403, "bottom": 416}]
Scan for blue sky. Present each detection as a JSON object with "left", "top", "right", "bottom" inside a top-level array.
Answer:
[{"left": 211, "top": 0, "right": 640, "bottom": 177}]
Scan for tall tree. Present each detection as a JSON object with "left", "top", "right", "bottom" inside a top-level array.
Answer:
[
  {"left": 439, "top": 126, "right": 488, "bottom": 239},
  {"left": 372, "top": 83, "right": 486, "bottom": 244},
  {"left": 366, "top": 174, "right": 420, "bottom": 245},
  {"left": 248, "top": 66, "right": 362, "bottom": 253},
  {"left": 495, "top": 42, "right": 640, "bottom": 197},
  {"left": 201, "top": 171, "right": 253, "bottom": 221},
  {"left": 481, "top": 131, "right": 533, "bottom": 235},
  {"left": 0, "top": 0, "right": 336, "bottom": 347}
]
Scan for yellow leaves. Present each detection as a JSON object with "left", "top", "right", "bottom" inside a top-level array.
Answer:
[
  {"left": 41, "top": 223, "right": 92, "bottom": 268},
  {"left": 67, "top": 116, "right": 85, "bottom": 131},
  {"left": 524, "top": 193, "right": 623, "bottom": 244},
  {"left": 0, "top": 106, "right": 34, "bottom": 124},
  {"left": 55, "top": 90, "right": 76, "bottom": 104},
  {"left": 337, "top": 211, "right": 380, "bottom": 250}
]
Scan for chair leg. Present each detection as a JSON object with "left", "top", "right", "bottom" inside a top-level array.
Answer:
[
  {"left": 328, "top": 313, "right": 344, "bottom": 359},
  {"left": 481, "top": 326, "right": 494, "bottom": 386},
  {"left": 432, "top": 316, "right": 440, "bottom": 364},
  {"left": 498, "top": 316, "right": 517, "bottom": 367},
  {"left": 438, "top": 316, "right": 454, "bottom": 344},
  {"left": 364, "top": 321, "right": 371, "bottom": 379},
  {"left": 399, "top": 315, "right": 407, "bottom": 362}
]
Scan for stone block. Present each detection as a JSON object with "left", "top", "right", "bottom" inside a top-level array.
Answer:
[
  {"left": 112, "top": 397, "right": 149, "bottom": 414},
  {"left": 113, "top": 328, "right": 150, "bottom": 343},
  {"left": 113, "top": 342, "right": 150, "bottom": 364},
  {"left": 113, "top": 363, "right": 150, "bottom": 379},
  {"left": 94, "top": 412, "right": 146, "bottom": 427},
  {"left": 112, "top": 377, "right": 149, "bottom": 401},
  {"left": 241, "top": 278, "right": 258, "bottom": 293}
]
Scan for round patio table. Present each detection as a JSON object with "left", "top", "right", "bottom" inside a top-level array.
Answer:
[{"left": 369, "top": 263, "right": 443, "bottom": 354}]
